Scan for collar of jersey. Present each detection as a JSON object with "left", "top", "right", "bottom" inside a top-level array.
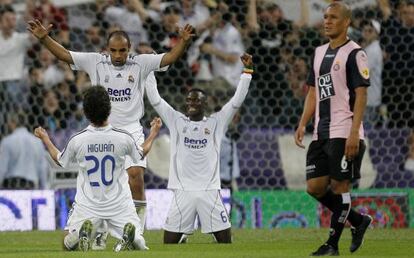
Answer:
[
  {"left": 187, "top": 116, "right": 207, "bottom": 122},
  {"left": 87, "top": 124, "right": 113, "bottom": 131},
  {"left": 112, "top": 65, "right": 125, "bottom": 70}
]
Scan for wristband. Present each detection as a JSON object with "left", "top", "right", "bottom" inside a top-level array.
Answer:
[{"left": 243, "top": 68, "right": 254, "bottom": 74}]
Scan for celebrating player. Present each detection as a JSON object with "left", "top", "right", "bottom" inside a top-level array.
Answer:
[
  {"left": 145, "top": 53, "right": 253, "bottom": 243},
  {"left": 294, "top": 2, "right": 372, "bottom": 256},
  {"left": 27, "top": 19, "right": 195, "bottom": 240},
  {"left": 34, "top": 86, "right": 161, "bottom": 252}
]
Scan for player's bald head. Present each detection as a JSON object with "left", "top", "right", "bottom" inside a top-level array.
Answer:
[
  {"left": 107, "top": 30, "right": 131, "bottom": 48},
  {"left": 326, "top": 1, "right": 352, "bottom": 20}
]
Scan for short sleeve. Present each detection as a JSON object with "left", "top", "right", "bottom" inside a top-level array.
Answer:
[
  {"left": 346, "top": 49, "right": 370, "bottom": 89},
  {"left": 306, "top": 53, "right": 315, "bottom": 87},
  {"left": 134, "top": 53, "right": 165, "bottom": 78},
  {"left": 145, "top": 72, "right": 179, "bottom": 128},
  {"left": 69, "top": 51, "right": 100, "bottom": 73},
  {"left": 57, "top": 138, "right": 77, "bottom": 168}
]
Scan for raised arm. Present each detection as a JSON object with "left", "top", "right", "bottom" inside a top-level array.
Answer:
[
  {"left": 34, "top": 126, "right": 60, "bottom": 164},
  {"left": 27, "top": 20, "right": 74, "bottom": 64},
  {"left": 160, "top": 24, "right": 195, "bottom": 68},
  {"left": 377, "top": 0, "right": 392, "bottom": 21},
  {"left": 229, "top": 53, "right": 254, "bottom": 107},
  {"left": 216, "top": 53, "right": 253, "bottom": 128},
  {"left": 145, "top": 72, "right": 177, "bottom": 128},
  {"left": 246, "top": 0, "right": 260, "bottom": 33},
  {"left": 142, "top": 117, "right": 162, "bottom": 156}
]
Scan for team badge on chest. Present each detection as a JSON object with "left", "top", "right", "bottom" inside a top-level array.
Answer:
[{"left": 128, "top": 75, "right": 134, "bottom": 83}]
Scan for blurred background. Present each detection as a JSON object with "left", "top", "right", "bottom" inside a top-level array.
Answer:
[{"left": 0, "top": 0, "right": 413, "bottom": 231}]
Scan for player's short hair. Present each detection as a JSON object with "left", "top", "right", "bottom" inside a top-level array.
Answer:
[
  {"left": 0, "top": 4, "right": 15, "bottom": 16},
  {"left": 327, "top": 1, "right": 352, "bottom": 20},
  {"left": 187, "top": 88, "right": 208, "bottom": 98},
  {"left": 83, "top": 86, "right": 111, "bottom": 127},
  {"left": 107, "top": 30, "right": 131, "bottom": 48},
  {"left": 7, "top": 111, "right": 26, "bottom": 127}
]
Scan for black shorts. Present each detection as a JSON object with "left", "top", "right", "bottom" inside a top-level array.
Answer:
[{"left": 306, "top": 138, "right": 366, "bottom": 181}]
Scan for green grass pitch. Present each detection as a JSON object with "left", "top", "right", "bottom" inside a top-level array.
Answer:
[{"left": 0, "top": 229, "right": 413, "bottom": 258}]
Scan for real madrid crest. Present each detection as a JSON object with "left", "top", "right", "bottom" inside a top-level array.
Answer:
[{"left": 128, "top": 75, "right": 134, "bottom": 83}]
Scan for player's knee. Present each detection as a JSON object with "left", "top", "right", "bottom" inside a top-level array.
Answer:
[
  {"left": 306, "top": 186, "right": 325, "bottom": 198},
  {"left": 213, "top": 228, "right": 232, "bottom": 244},
  {"left": 330, "top": 179, "right": 350, "bottom": 194},
  {"left": 163, "top": 231, "right": 182, "bottom": 244}
]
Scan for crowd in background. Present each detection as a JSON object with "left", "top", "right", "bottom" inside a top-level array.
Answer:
[{"left": 0, "top": 0, "right": 413, "bottom": 189}]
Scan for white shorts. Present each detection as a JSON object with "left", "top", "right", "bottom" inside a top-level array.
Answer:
[
  {"left": 123, "top": 128, "right": 147, "bottom": 169},
  {"left": 65, "top": 202, "right": 142, "bottom": 240},
  {"left": 163, "top": 190, "right": 231, "bottom": 234}
]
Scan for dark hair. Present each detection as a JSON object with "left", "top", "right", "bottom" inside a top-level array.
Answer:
[
  {"left": 0, "top": 4, "right": 15, "bottom": 16},
  {"left": 163, "top": 5, "right": 180, "bottom": 15},
  {"left": 187, "top": 88, "right": 208, "bottom": 97},
  {"left": 106, "top": 30, "right": 131, "bottom": 47},
  {"left": 83, "top": 86, "right": 111, "bottom": 126},
  {"left": 8, "top": 111, "right": 26, "bottom": 127}
]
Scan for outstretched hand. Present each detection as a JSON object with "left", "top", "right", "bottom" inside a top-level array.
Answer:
[
  {"left": 178, "top": 24, "right": 196, "bottom": 42},
  {"left": 240, "top": 53, "right": 253, "bottom": 68},
  {"left": 34, "top": 126, "right": 50, "bottom": 142},
  {"left": 27, "top": 19, "right": 53, "bottom": 40}
]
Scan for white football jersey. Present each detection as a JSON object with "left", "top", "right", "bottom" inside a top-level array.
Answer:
[
  {"left": 57, "top": 124, "right": 143, "bottom": 217},
  {"left": 69, "top": 51, "right": 165, "bottom": 128},
  {"left": 146, "top": 73, "right": 252, "bottom": 190}
]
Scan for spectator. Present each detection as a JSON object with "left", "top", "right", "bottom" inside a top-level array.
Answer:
[
  {"left": 361, "top": 19, "right": 383, "bottom": 128},
  {"left": 245, "top": 0, "right": 308, "bottom": 128},
  {"left": 84, "top": 21, "right": 106, "bottom": 52},
  {"left": 103, "top": 0, "right": 149, "bottom": 48},
  {"left": 198, "top": 12, "right": 244, "bottom": 110},
  {"left": 0, "top": 4, "right": 31, "bottom": 105},
  {"left": 378, "top": 0, "right": 414, "bottom": 128},
  {"left": 39, "top": 47, "right": 65, "bottom": 88},
  {"left": 25, "top": 0, "right": 69, "bottom": 45},
  {"left": 378, "top": 0, "right": 414, "bottom": 172},
  {"left": 0, "top": 112, "right": 48, "bottom": 189},
  {"left": 179, "top": 0, "right": 211, "bottom": 31},
  {"left": 145, "top": 6, "right": 193, "bottom": 104}
]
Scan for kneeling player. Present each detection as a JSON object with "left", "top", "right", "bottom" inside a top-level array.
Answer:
[
  {"left": 35, "top": 86, "right": 161, "bottom": 251},
  {"left": 146, "top": 53, "right": 254, "bottom": 243}
]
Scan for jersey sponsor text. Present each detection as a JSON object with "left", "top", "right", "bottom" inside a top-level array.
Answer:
[
  {"left": 184, "top": 137, "right": 207, "bottom": 149},
  {"left": 318, "top": 73, "right": 335, "bottom": 101}
]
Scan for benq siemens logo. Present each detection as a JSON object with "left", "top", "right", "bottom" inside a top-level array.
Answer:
[
  {"left": 184, "top": 137, "right": 207, "bottom": 149},
  {"left": 107, "top": 88, "right": 132, "bottom": 102}
]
